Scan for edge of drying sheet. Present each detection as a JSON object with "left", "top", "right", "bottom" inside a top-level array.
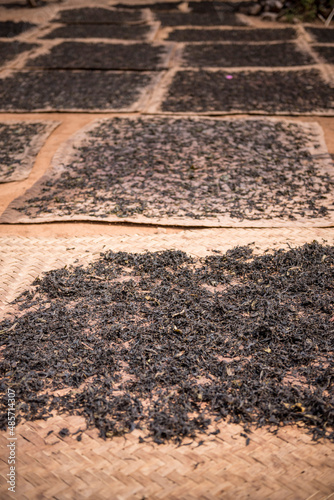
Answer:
[{"left": 0, "top": 116, "right": 333, "bottom": 227}]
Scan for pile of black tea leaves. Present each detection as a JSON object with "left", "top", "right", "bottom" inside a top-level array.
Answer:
[{"left": 0, "top": 242, "right": 333, "bottom": 444}]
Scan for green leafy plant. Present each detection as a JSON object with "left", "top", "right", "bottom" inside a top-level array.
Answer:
[{"left": 283, "top": 0, "right": 334, "bottom": 21}]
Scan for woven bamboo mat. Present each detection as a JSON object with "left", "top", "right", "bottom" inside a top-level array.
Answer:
[
  {"left": 1, "top": 117, "right": 333, "bottom": 227},
  {"left": 1, "top": 228, "right": 334, "bottom": 313},
  {"left": 0, "top": 231, "right": 334, "bottom": 498},
  {"left": 1, "top": 412, "right": 333, "bottom": 500}
]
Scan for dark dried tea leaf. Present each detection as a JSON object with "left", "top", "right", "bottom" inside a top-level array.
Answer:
[
  {"left": 8, "top": 118, "right": 334, "bottom": 223},
  {"left": 0, "top": 244, "right": 333, "bottom": 444}
]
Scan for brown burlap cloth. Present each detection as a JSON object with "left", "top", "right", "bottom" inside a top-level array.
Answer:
[
  {"left": 0, "top": 230, "right": 333, "bottom": 499},
  {"left": 1, "top": 118, "right": 333, "bottom": 227},
  {"left": 0, "top": 121, "right": 59, "bottom": 183}
]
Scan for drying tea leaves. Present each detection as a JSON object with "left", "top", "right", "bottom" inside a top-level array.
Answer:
[
  {"left": 0, "top": 41, "right": 37, "bottom": 67},
  {"left": 167, "top": 28, "right": 297, "bottom": 42},
  {"left": 0, "top": 121, "right": 56, "bottom": 183},
  {"left": 0, "top": 71, "right": 152, "bottom": 111},
  {"left": 155, "top": 11, "right": 245, "bottom": 26},
  {"left": 313, "top": 45, "right": 334, "bottom": 65},
  {"left": 114, "top": 1, "right": 236, "bottom": 11},
  {"left": 306, "top": 27, "right": 334, "bottom": 43},
  {"left": 53, "top": 7, "right": 144, "bottom": 24},
  {"left": 182, "top": 42, "right": 314, "bottom": 67},
  {"left": 14, "top": 117, "right": 333, "bottom": 222},
  {"left": 148, "top": 0, "right": 242, "bottom": 25},
  {"left": 42, "top": 24, "right": 151, "bottom": 40},
  {"left": 26, "top": 42, "right": 169, "bottom": 71},
  {"left": 0, "top": 21, "right": 36, "bottom": 38},
  {"left": 114, "top": 2, "right": 183, "bottom": 10},
  {"left": 161, "top": 69, "right": 334, "bottom": 113},
  {"left": 0, "top": 243, "right": 333, "bottom": 444}
]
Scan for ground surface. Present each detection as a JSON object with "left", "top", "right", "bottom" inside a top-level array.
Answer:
[{"left": 0, "top": 0, "right": 333, "bottom": 499}]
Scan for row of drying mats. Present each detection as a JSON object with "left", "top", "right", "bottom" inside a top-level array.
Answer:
[
  {"left": 0, "top": 3, "right": 333, "bottom": 225},
  {"left": 0, "top": 2, "right": 334, "bottom": 500},
  {"left": 0, "top": 3, "right": 333, "bottom": 112}
]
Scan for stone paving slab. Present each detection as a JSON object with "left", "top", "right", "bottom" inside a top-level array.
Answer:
[
  {"left": 0, "top": 70, "right": 157, "bottom": 112},
  {"left": 0, "top": 41, "right": 37, "bottom": 67},
  {"left": 25, "top": 41, "right": 172, "bottom": 71},
  {"left": 306, "top": 27, "right": 334, "bottom": 43},
  {"left": 41, "top": 23, "right": 155, "bottom": 40},
  {"left": 181, "top": 42, "right": 314, "bottom": 68},
  {"left": 1, "top": 117, "right": 333, "bottom": 227},
  {"left": 0, "top": 120, "right": 59, "bottom": 183},
  {"left": 166, "top": 27, "right": 298, "bottom": 42},
  {"left": 159, "top": 69, "right": 334, "bottom": 115}
]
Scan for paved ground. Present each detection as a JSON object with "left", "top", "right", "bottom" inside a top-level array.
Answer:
[{"left": 0, "top": 0, "right": 333, "bottom": 499}]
